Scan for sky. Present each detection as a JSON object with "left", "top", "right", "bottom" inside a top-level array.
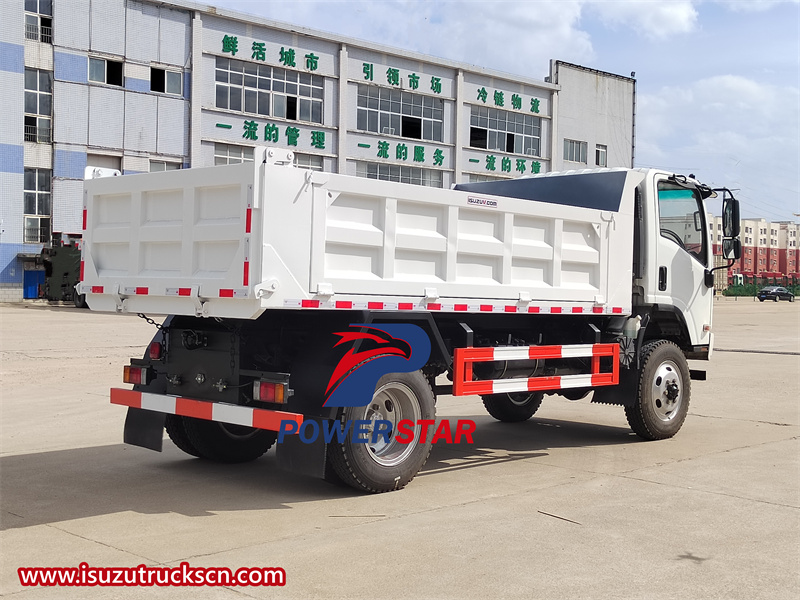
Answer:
[{"left": 208, "top": 0, "right": 800, "bottom": 222}]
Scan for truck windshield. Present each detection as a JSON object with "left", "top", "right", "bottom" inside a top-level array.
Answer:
[{"left": 657, "top": 182, "right": 707, "bottom": 266}]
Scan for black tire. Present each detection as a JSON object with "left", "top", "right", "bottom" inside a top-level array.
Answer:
[
  {"left": 759, "top": 298, "right": 765, "bottom": 302},
  {"left": 625, "top": 340, "right": 690, "bottom": 440},
  {"left": 327, "top": 371, "right": 435, "bottom": 493},
  {"left": 482, "top": 392, "right": 543, "bottom": 422},
  {"left": 73, "top": 293, "right": 87, "bottom": 309},
  {"left": 790, "top": 296, "right": 795, "bottom": 303},
  {"left": 773, "top": 296, "right": 779, "bottom": 302},
  {"left": 181, "top": 417, "right": 277, "bottom": 463},
  {"left": 165, "top": 414, "right": 202, "bottom": 458}
]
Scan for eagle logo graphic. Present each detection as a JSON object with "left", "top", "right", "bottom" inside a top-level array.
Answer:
[{"left": 323, "top": 324, "right": 430, "bottom": 407}]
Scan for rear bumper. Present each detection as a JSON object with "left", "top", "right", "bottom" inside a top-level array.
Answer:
[{"left": 110, "top": 388, "right": 303, "bottom": 431}]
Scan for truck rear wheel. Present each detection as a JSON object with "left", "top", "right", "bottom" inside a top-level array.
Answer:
[
  {"left": 625, "top": 340, "right": 690, "bottom": 440},
  {"left": 181, "top": 417, "right": 277, "bottom": 463},
  {"left": 165, "top": 414, "right": 202, "bottom": 458},
  {"left": 482, "top": 392, "right": 543, "bottom": 422},
  {"left": 327, "top": 371, "right": 435, "bottom": 493}
]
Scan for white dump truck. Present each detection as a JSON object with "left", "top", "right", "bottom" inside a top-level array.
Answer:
[{"left": 81, "top": 148, "right": 741, "bottom": 493}]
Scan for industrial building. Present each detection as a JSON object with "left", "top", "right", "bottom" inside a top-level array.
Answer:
[{"left": 3, "top": 0, "right": 640, "bottom": 301}]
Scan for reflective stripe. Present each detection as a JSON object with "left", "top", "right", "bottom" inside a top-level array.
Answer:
[
  {"left": 110, "top": 388, "right": 303, "bottom": 432},
  {"left": 280, "top": 299, "right": 629, "bottom": 315},
  {"left": 560, "top": 344, "right": 596, "bottom": 358},
  {"left": 212, "top": 403, "right": 254, "bottom": 428},
  {"left": 493, "top": 347, "right": 532, "bottom": 361},
  {"left": 140, "top": 392, "right": 175, "bottom": 414}
]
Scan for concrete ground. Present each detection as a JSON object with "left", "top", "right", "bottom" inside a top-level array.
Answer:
[{"left": 1, "top": 298, "right": 798, "bottom": 600}]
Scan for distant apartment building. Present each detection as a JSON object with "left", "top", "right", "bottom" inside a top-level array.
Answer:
[{"left": 708, "top": 215, "right": 799, "bottom": 287}]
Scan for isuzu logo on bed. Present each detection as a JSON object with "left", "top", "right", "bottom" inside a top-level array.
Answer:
[
  {"left": 467, "top": 196, "right": 498, "bottom": 208},
  {"left": 323, "top": 324, "right": 431, "bottom": 407}
]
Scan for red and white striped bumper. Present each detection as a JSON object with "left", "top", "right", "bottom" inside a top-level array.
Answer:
[
  {"left": 452, "top": 343, "right": 620, "bottom": 397},
  {"left": 110, "top": 388, "right": 303, "bottom": 432}
]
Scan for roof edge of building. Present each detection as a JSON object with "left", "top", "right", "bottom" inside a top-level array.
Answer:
[{"left": 151, "top": 0, "right": 562, "bottom": 91}]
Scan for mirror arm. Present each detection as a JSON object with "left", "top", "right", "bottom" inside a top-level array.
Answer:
[{"left": 707, "top": 259, "right": 737, "bottom": 276}]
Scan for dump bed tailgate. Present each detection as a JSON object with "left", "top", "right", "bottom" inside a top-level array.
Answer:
[{"left": 81, "top": 160, "right": 264, "bottom": 318}]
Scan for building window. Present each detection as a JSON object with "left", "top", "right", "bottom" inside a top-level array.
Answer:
[
  {"left": 293, "top": 153, "right": 324, "bottom": 171},
  {"left": 149, "top": 160, "right": 181, "bottom": 172},
  {"left": 215, "top": 57, "right": 323, "bottom": 124},
  {"left": 564, "top": 139, "right": 587, "bottom": 163},
  {"left": 25, "top": 0, "right": 52, "bottom": 44},
  {"left": 595, "top": 144, "right": 607, "bottom": 167},
  {"left": 24, "top": 68, "right": 51, "bottom": 143},
  {"left": 89, "top": 58, "right": 123, "bottom": 86},
  {"left": 24, "top": 168, "right": 51, "bottom": 243},
  {"left": 469, "top": 106, "right": 540, "bottom": 155},
  {"left": 150, "top": 68, "right": 182, "bottom": 95},
  {"left": 214, "top": 143, "right": 254, "bottom": 165},
  {"left": 355, "top": 161, "right": 443, "bottom": 188},
  {"left": 467, "top": 173, "right": 506, "bottom": 183},
  {"left": 357, "top": 85, "right": 443, "bottom": 142}
]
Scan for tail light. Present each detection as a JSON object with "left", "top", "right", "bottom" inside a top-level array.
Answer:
[
  {"left": 124, "top": 365, "right": 151, "bottom": 385},
  {"left": 148, "top": 342, "right": 163, "bottom": 360},
  {"left": 253, "top": 380, "right": 291, "bottom": 404}
]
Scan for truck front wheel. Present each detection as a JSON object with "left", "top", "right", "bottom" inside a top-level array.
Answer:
[
  {"left": 625, "top": 340, "right": 690, "bottom": 440},
  {"left": 327, "top": 371, "right": 435, "bottom": 493},
  {"left": 482, "top": 392, "right": 543, "bottom": 422},
  {"left": 180, "top": 417, "right": 277, "bottom": 463}
]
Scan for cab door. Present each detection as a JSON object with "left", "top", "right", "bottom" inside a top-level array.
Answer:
[{"left": 653, "top": 177, "right": 713, "bottom": 348}]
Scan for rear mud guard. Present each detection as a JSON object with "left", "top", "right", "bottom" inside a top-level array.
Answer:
[
  {"left": 276, "top": 417, "right": 328, "bottom": 479},
  {"left": 123, "top": 407, "right": 166, "bottom": 451}
]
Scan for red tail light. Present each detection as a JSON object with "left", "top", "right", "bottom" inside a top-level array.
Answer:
[
  {"left": 253, "top": 380, "right": 289, "bottom": 404},
  {"left": 148, "top": 342, "right": 163, "bottom": 360},
  {"left": 123, "top": 365, "right": 150, "bottom": 385}
]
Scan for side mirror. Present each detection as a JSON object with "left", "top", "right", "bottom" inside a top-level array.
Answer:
[
  {"left": 722, "top": 195, "right": 740, "bottom": 238},
  {"left": 722, "top": 238, "right": 741, "bottom": 260},
  {"left": 693, "top": 211, "right": 703, "bottom": 232}
]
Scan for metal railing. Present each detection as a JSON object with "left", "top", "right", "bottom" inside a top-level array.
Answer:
[
  {"left": 24, "top": 225, "right": 51, "bottom": 244},
  {"left": 24, "top": 125, "right": 51, "bottom": 143},
  {"left": 24, "top": 23, "right": 52, "bottom": 44}
]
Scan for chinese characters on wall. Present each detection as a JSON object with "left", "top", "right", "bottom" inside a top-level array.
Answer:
[
  {"left": 361, "top": 62, "right": 442, "bottom": 95},
  {"left": 241, "top": 120, "right": 326, "bottom": 149},
  {"left": 476, "top": 86, "right": 541, "bottom": 114},
  {"left": 222, "top": 35, "right": 320, "bottom": 72},
  {"left": 219, "top": 35, "right": 547, "bottom": 174}
]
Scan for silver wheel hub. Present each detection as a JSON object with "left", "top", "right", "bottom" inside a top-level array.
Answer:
[
  {"left": 650, "top": 360, "right": 682, "bottom": 422},
  {"left": 358, "top": 382, "right": 422, "bottom": 467}
]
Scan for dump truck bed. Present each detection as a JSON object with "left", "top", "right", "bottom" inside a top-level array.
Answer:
[{"left": 81, "top": 149, "right": 639, "bottom": 319}]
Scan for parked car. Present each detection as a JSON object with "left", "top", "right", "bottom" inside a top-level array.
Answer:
[{"left": 757, "top": 286, "right": 795, "bottom": 302}]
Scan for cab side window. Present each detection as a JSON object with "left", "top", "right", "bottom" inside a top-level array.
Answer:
[{"left": 657, "top": 182, "right": 707, "bottom": 266}]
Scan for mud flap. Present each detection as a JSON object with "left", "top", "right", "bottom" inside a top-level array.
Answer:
[
  {"left": 123, "top": 407, "right": 166, "bottom": 451},
  {"left": 591, "top": 364, "right": 638, "bottom": 407},
  {"left": 276, "top": 417, "right": 328, "bottom": 479}
]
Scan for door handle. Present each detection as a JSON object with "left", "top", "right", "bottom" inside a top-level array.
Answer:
[{"left": 659, "top": 266, "right": 667, "bottom": 291}]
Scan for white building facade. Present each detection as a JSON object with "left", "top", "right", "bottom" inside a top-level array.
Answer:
[{"left": 0, "top": 0, "right": 636, "bottom": 301}]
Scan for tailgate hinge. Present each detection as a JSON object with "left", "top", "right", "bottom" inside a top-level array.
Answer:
[
  {"left": 190, "top": 286, "right": 209, "bottom": 317},
  {"left": 112, "top": 283, "right": 126, "bottom": 313}
]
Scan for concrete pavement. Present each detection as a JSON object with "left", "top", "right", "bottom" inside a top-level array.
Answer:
[{"left": 1, "top": 299, "right": 798, "bottom": 599}]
